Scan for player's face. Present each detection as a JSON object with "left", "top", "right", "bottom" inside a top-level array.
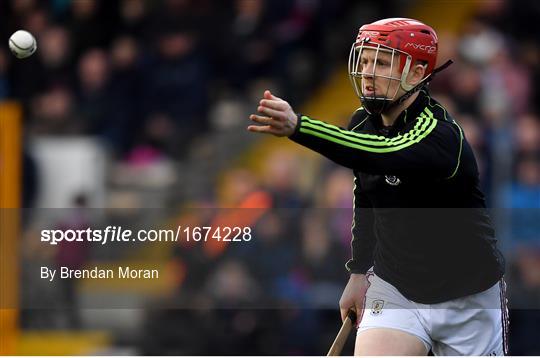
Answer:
[{"left": 358, "top": 48, "right": 402, "bottom": 100}]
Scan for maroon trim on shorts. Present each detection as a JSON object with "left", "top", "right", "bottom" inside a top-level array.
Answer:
[{"left": 499, "top": 278, "right": 509, "bottom": 355}]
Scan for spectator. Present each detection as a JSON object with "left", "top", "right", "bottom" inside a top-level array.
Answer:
[
  {"left": 141, "top": 25, "right": 209, "bottom": 155},
  {"left": 107, "top": 35, "right": 143, "bottom": 155},
  {"left": 53, "top": 193, "right": 91, "bottom": 328},
  {"left": 76, "top": 48, "right": 111, "bottom": 136},
  {"left": 28, "top": 85, "right": 80, "bottom": 134},
  {"left": 38, "top": 26, "right": 74, "bottom": 89}
]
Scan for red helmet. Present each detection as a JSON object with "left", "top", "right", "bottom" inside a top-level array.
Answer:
[
  {"left": 357, "top": 18, "right": 438, "bottom": 75},
  {"left": 348, "top": 18, "right": 440, "bottom": 113}
]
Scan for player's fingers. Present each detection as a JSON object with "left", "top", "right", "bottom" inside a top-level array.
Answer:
[
  {"left": 264, "top": 89, "right": 282, "bottom": 101},
  {"left": 247, "top": 124, "right": 271, "bottom": 133},
  {"left": 247, "top": 124, "right": 282, "bottom": 136},
  {"left": 260, "top": 99, "right": 288, "bottom": 111},
  {"left": 263, "top": 90, "right": 273, "bottom": 100},
  {"left": 353, "top": 305, "right": 360, "bottom": 322},
  {"left": 257, "top": 105, "right": 286, "bottom": 120},
  {"left": 249, "top": 114, "right": 284, "bottom": 128},
  {"left": 249, "top": 114, "right": 272, "bottom": 122}
]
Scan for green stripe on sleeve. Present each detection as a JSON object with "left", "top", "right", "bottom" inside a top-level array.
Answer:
[
  {"left": 302, "top": 109, "right": 433, "bottom": 144},
  {"left": 299, "top": 117, "right": 436, "bottom": 153},
  {"left": 301, "top": 116, "right": 429, "bottom": 148},
  {"left": 299, "top": 108, "right": 436, "bottom": 150}
]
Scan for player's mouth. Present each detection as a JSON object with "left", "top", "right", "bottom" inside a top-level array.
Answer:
[{"left": 363, "top": 86, "right": 376, "bottom": 96}]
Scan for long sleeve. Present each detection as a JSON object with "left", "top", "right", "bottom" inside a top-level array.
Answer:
[
  {"left": 289, "top": 108, "right": 463, "bottom": 178},
  {"left": 345, "top": 175, "right": 376, "bottom": 274}
]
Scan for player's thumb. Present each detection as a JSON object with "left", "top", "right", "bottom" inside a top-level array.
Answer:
[
  {"left": 340, "top": 306, "right": 358, "bottom": 323},
  {"left": 340, "top": 307, "right": 349, "bottom": 322}
]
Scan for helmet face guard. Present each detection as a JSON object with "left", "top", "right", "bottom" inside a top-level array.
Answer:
[
  {"left": 348, "top": 40, "right": 414, "bottom": 114},
  {"left": 347, "top": 18, "right": 440, "bottom": 115}
]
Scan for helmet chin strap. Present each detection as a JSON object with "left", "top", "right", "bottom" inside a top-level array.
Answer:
[
  {"left": 362, "top": 60, "right": 453, "bottom": 115},
  {"left": 361, "top": 97, "right": 390, "bottom": 115}
]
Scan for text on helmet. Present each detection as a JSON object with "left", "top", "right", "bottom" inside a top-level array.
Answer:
[{"left": 404, "top": 42, "right": 436, "bottom": 54}]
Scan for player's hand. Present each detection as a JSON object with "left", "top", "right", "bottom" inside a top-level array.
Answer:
[
  {"left": 339, "top": 273, "right": 368, "bottom": 322},
  {"left": 248, "top": 90, "right": 298, "bottom": 137}
]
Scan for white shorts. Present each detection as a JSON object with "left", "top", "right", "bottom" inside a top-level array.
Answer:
[{"left": 357, "top": 270, "right": 509, "bottom": 356}]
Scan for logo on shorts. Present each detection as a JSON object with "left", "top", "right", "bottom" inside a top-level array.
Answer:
[
  {"left": 371, "top": 299, "right": 385, "bottom": 315},
  {"left": 385, "top": 175, "right": 401, "bottom": 186}
]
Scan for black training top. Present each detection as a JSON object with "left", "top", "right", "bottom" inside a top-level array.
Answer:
[{"left": 289, "top": 89, "right": 504, "bottom": 304}]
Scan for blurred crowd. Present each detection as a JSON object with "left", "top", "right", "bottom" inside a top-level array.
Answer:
[
  {"left": 2, "top": 0, "right": 539, "bottom": 355},
  {"left": 1, "top": 0, "right": 365, "bottom": 160}
]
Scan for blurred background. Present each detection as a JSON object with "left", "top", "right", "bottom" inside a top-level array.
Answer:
[{"left": 0, "top": 0, "right": 539, "bottom": 355}]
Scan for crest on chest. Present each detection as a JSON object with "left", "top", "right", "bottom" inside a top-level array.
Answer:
[{"left": 384, "top": 175, "right": 402, "bottom": 186}]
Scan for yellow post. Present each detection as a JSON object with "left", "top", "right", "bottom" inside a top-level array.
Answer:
[{"left": 0, "top": 101, "right": 22, "bottom": 355}]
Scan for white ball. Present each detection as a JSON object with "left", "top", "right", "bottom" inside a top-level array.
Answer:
[{"left": 9, "top": 30, "right": 37, "bottom": 59}]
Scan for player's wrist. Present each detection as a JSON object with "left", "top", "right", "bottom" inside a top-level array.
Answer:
[
  {"left": 287, "top": 113, "right": 303, "bottom": 139},
  {"left": 350, "top": 273, "right": 366, "bottom": 280}
]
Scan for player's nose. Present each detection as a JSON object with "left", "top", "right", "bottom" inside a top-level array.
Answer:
[{"left": 361, "top": 64, "right": 375, "bottom": 78}]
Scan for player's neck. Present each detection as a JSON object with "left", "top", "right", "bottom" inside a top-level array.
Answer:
[{"left": 381, "top": 92, "right": 420, "bottom": 127}]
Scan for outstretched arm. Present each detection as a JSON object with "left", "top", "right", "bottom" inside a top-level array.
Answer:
[{"left": 248, "top": 90, "right": 461, "bottom": 178}]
